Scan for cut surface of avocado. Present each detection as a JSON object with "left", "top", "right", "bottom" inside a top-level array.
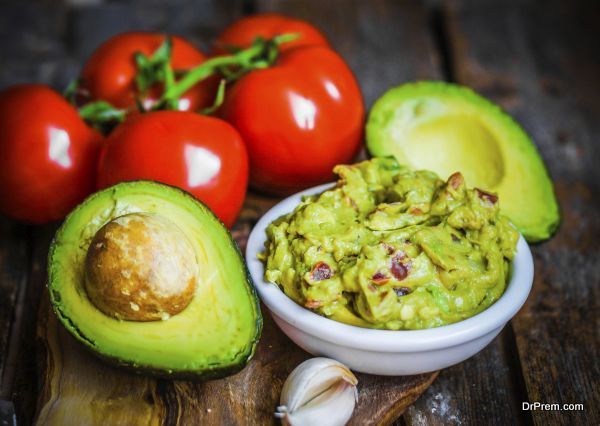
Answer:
[
  {"left": 48, "top": 181, "right": 262, "bottom": 379},
  {"left": 366, "top": 81, "right": 559, "bottom": 242}
]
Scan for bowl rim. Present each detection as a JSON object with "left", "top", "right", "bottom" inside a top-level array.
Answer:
[{"left": 246, "top": 183, "right": 534, "bottom": 353}]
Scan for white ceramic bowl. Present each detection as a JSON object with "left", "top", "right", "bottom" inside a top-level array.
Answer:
[{"left": 246, "top": 183, "right": 534, "bottom": 375}]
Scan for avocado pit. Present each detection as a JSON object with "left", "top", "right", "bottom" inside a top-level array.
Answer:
[{"left": 84, "top": 212, "right": 198, "bottom": 321}]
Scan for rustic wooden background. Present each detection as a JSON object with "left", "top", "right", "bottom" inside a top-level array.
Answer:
[{"left": 0, "top": 0, "right": 598, "bottom": 425}]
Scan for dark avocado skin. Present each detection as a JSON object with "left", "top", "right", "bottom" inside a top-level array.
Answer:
[{"left": 47, "top": 180, "right": 262, "bottom": 381}]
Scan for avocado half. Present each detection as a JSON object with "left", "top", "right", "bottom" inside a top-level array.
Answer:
[
  {"left": 366, "top": 81, "right": 559, "bottom": 242},
  {"left": 48, "top": 181, "right": 262, "bottom": 380}
]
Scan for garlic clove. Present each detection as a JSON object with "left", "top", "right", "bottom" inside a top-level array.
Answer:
[
  {"left": 280, "top": 358, "right": 358, "bottom": 412},
  {"left": 275, "top": 357, "right": 358, "bottom": 426},
  {"left": 282, "top": 381, "right": 357, "bottom": 426}
]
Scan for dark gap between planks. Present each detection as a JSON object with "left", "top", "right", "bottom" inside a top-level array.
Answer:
[
  {"left": 502, "top": 324, "right": 534, "bottom": 425},
  {"left": 429, "top": 3, "right": 455, "bottom": 82},
  {"left": 243, "top": 0, "right": 257, "bottom": 15},
  {"left": 0, "top": 226, "right": 33, "bottom": 398},
  {"left": 0, "top": 225, "right": 33, "bottom": 426}
]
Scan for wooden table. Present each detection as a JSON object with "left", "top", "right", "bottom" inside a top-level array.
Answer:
[{"left": 1, "top": 0, "right": 598, "bottom": 425}]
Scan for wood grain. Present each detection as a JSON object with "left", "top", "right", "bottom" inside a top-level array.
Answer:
[
  {"left": 404, "top": 326, "right": 530, "bottom": 425},
  {"left": 36, "top": 293, "right": 164, "bottom": 426},
  {"left": 255, "top": 0, "right": 442, "bottom": 107},
  {"left": 10, "top": 226, "right": 58, "bottom": 426},
  {"left": 442, "top": 0, "right": 600, "bottom": 425},
  {"left": 0, "top": 220, "right": 29, "bottom": 397}
]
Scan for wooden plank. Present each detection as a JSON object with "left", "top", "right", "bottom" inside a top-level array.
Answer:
[
  {"left": 35, "top": 289, "right": 165, "bottom": 425},
  {"left": 404, "top": 327, "right": 529, "bottom": 425},
  {"left": 444, "top": 0, "right": 600, "bottom": 425},
  {"left": 0, "top": 2, "right": 66, "bottom": 424},
  {"left": 0, "top": 220, "right": 29, "bottom": 398},
  {"left": 68, "top": 0, "right": 245, "bottom": 60},
  {"left": 10, "top": 226, "right": 59, "bottom": 426},
  {"left": 0, "top": 0, "right": 70, "bottom": 89},
  {"left": 255, "top": 0, "right": 442, "bottom": 107}
]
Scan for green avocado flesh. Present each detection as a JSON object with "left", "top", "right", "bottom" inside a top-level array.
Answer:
[
  {"left": 48, "top": 181, "right": 261, "bottom": 379},
  {"left": 261, "top": 158, "right": 519, "bottom": 330},
  {"left": 366, "top": 81, "right": 559, "bottom": 242}
]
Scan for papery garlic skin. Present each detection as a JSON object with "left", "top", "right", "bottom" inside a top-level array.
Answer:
[{"left": 275, "top": 357, "right": 358, "bottom": 426}]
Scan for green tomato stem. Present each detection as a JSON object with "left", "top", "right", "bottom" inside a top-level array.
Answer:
[
  {"left": 200, "top": 79, "right": 227, "bottom": 115},
  {"left": 162, "top": 33, "right": 299, "bottom": 103}
]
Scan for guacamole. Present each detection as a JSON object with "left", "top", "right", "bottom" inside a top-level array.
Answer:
[{"left": 260, "top": 157, "right": 519, "bottom": 330}]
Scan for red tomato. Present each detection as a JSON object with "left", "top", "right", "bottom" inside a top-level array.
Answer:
[
  {"left": 97, "top": 111, "right": 248, "bottom": 228},
  {"left": 214, "top": 13, "right": 330, "bottom": 54},
  {"left": 0, "top": 85, "right": 103, "bottom": 223},
  {"left": 80, "top": 32, "right": 214, "bottom": 111},
  {"left": 220, "top": 45, "right": 364, "bottom": 194}
]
